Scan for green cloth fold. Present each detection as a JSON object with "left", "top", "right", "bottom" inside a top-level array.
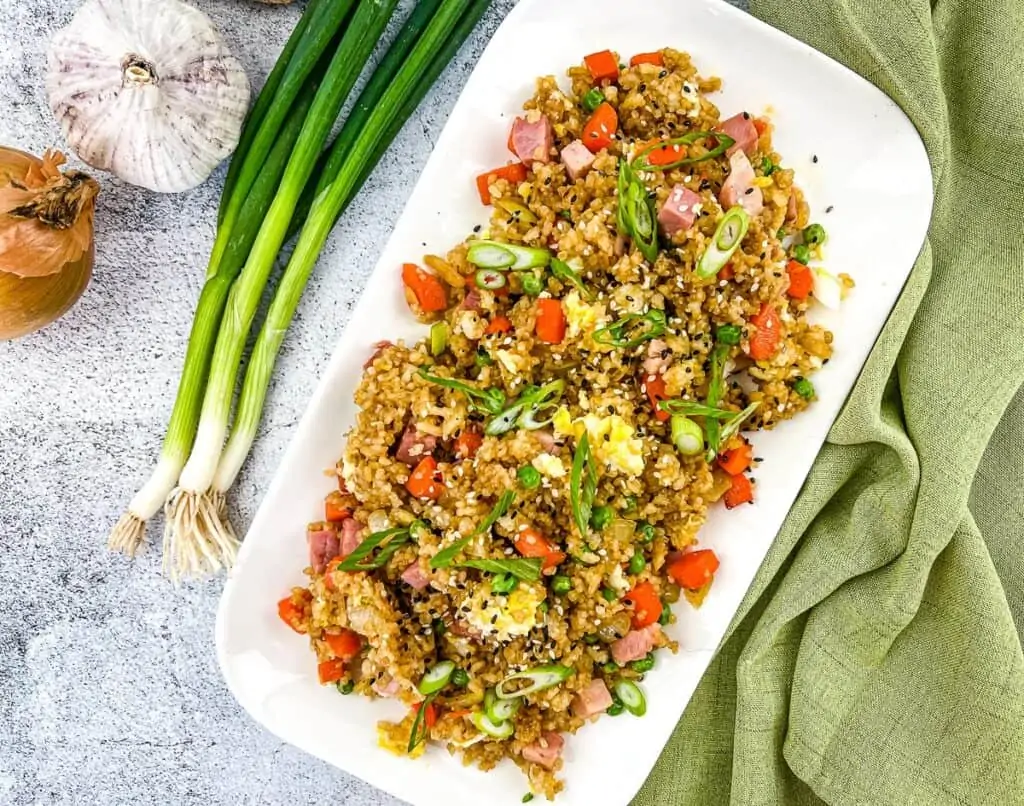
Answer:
[{"left": 637, "top": 0, "right": 1024, "bottom": 802}]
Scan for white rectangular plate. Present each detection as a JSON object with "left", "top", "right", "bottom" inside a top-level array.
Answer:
[{"left": 216, "top": 0, "right": 932, "bottom": 804}]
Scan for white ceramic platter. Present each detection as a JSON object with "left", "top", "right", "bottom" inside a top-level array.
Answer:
[{"left": 216, "top": 0, "right": 933, "bottom": 803}]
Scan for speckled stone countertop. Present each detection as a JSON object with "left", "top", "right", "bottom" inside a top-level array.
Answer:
[{"left": 0, "top": 1, "right": 742, "bottom": 803}]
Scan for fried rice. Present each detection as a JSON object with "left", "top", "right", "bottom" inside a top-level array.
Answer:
[{"left": 276, "top": 46, "right": 851, "bottom": 800}]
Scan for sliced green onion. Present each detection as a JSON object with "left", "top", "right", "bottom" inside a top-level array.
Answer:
[
  {"left": 430, "top": 489, "right": 516, "bottom": 569},
  {"left": 467, "top": 241, "right": 515, "bottom": 269},
  {"left": 474, "top": 268, "right": 507, "bottom": 290},
  {"left": 407, "top": 692, "right": 437, "bottom": 752},
  {"left": 616, "top": 160, "right": 659, "bottom": 263},
  {"left": 468, "top": 240, "right": 550, "bottom": 271},
  {"left": 429, "top": 321, "right": 448, "bottom": 356},
  {"left": 471, "top": 710, "right": 514, "bottom": 739},
  {"left": 495, "top": 665, "right": 575, "bottom": 699},
  {"left": 593, "top": 308, "right": 667, "bottom": 349},
  {"left": 761, "top": 156, "right": 776, "bottom": 176},
  {"left": 614, "top": 679, "right": 647, "bottom": 717},
  {"left": 629, "top": 653, "right": 655, "bottom": 674},
  {"left": 717, "top": 402, "right": 760, "bottom": 447},
  {"left": 550, "top": 257, "right": 592, "bottom": 300},
  {"left": 417, "top": 367, "right": 506, "bottom": 413},
  {"left": 451, "top": 668, "right": 470, "bottom": 687},
  {"left": 494, "top": 197, "right": 538, "bottom": 224},
  {"left": 632, "top": 131, "right": 736, "bottom": 172},
  {"left": 794, "top": 378, "right": 815, "bottom": 399},
  {"left": 659, "top": 400, "right": 741, "bottom": 420},
  {"left": 811, "top": 267, "right": 843, "bottom": 309},
  {"left": 570, "top": 432, "right": 598, "bottom": 540},
  {"left": 418, "top": 660, "right": 456, "bottom": 695},
  {"left": 485, "top": 404, "right": 525, "bottom": 436},
  {"left": 670, "top": 415, "right": 705, "bottom": 456},
  {"left": 704, "top": 340, "right": 730, "bottom": 460},
  {"left": 582, "top": 87, "right": 604, "bottom": 113},
  {"left": 696, "top": 206, "right": 750, "bottom": 278},
  {"left": 484, "top": 688, "right": 522, "bottom": 723},
  {"left": 336, "top": 526, "right": 411, "bottom": 571},
  {"left": 457, "top": 558, "right": 543, "bottom": 582}
]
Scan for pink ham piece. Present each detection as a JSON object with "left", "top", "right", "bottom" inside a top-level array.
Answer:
[
  {"left": 339, "top": 518, "right": 364, "bottom": 556},
  {"left": 522, "top": 732, "right": 565, "bottom": 769},
  {"left": 307, "top": 527, "right": 340, "bottom": 574},
  {"left": 719, "top": 151, "right": 763, "bottom": 217},
  {"left": 657, "top": 185, "right": 701, "bottom": 236},
  {"left": 395, "top": 422, "right": 438, "bottom": 466},
  {"left": 400, "top": 561, "right": 430, "bottom": 591},
  {"left": 718, "top": 112, "right": 758, "bottom": 157},
  {"left": 363, "top": 340, "right": 393, "bottom": 369},
  {"left": 611, "top": 624, "right": 662, "bottom": 665},
  {"left": 643, "top": 338, "right": 671, "bottom": 376},
  {"left": 534, "top": 430, "right": 557, "bottom": 454},
  {"left": 461, "top": 287, "right": 482, "bottom": 311},
  {"left": 511, "top": 114, "right": 554, "bottom": 166},
  {"left": 786, "top": 189, "right": 799, "bottom": 222},
  {"left": 372, "top": 677, "right": 401, "bottom": 698},
  {"left": 572, "top": 679, "right": 614, "bottom": 719},
  {"left": 560, "top": 139, "right": 595, "bottom": 181}
]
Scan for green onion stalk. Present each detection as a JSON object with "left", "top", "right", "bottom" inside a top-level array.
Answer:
[
  {"left": 106, "top": 0, "right": 342, "bottom": 558},
  {"left": 210, "top": 0, "right": 489, "bottom": 521},
  {"left": 163, "top": 0, "right": 399, "bottom": 579}
]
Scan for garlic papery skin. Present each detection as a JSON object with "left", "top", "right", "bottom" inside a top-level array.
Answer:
[{"left": 46, "top": 0, "right": 251, "bottom": 194}]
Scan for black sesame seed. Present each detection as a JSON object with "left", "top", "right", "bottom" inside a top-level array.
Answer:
[
  {"left": 473, "top": 225, "right": 481, "bottom": 233},
  {"left": 668, "top": 121, "right": 677, "bottom": 130},
  {"left": 607, "top": 405, "right": 615, "bottom": 414},
  {"left": 812, "top": 154, "right": 819, "bottom": 163},
  {"left": 683, "top": 85, "right": 691, "bottom": 94},
  {"left": 742, "top": 111, "right": 750, "bottom": 119},
  {"left": 659, "top": 70, "right": 668, "bottom": 78},
  {"left": 744, "top": 187, "right": 754, "bottom": 195},
  {"left": 699, "top": 179, "right": 710, "bottom": 190},
  {"left": 826, "top": 205, "right": 834, "bottom": 213},
  {"left": 491, "top": 614, "right": 498, "bottom": 624}
]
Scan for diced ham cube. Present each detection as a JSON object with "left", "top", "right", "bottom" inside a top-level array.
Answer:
[
  {"left": 461, "top": 287, "right": 482, "bottom": 311},
  {"left": 643, "top": 339, "right": 671, "bottom": 376},
  {"left": 718, "top": 112, "right": 758, "bottom": 157},
  {"left": 572, "top": 678, "right": 614, "bottom": 719},
  {"left": 522, "top": 732, "right": 564, "bottom": 769},
  {"left": 719, "top": 151, "right": 763, "bottom": 217},
  {"left": 394, "top": 422, "right": 438, "bottom": 466},
  {"left": 786, "top": 188, "right": 799, "bottom": 222},
  {"left": 372, "top": 677, "right": 401, "bottom": 698},
  {"left": 339, "top": 518, "right": 364, "bottom": 556},
  {"left": 611, "top": 624, "right": 662, "bottom": 665},
  {"left": 657, "top": 185, "right": 701, "bottom": 236},
  {"left": 560, "top": 139, "right": 595, "bottom": 181},
  {"left": 534, "top": 430, "right": 557, "bottom": 454},
  {"left": 511, "top": 114, "right": 554, "bottom": 166},
  {"left": 400, "top": 561, "right": 430, "bottom": 590},
  {"left": 307, "top": 527, "right": 340, "bottom": 574}
]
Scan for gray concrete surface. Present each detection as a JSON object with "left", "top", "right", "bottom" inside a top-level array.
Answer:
[{"left": 0, "top": 1, "right": 743, "bottom": 803}]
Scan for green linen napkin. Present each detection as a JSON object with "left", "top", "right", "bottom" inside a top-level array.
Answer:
[{"left": 637, "top": 0, "right": 1024, "bottom": 802}]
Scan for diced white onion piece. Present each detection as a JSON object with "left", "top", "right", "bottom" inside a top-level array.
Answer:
[{"left": 812, "top": 267, "right": 843, "bottom": 310}]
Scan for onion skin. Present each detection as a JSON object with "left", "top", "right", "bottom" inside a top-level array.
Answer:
[
  {"left": 0, "top": 242, "right": 93, "bottom": 339},
  {"left": 0, "top": 147, "right": 99, "bottom": 340}
]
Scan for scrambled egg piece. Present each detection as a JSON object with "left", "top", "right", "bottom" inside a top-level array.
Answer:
[
  {"left": 562, "top": 290, "right": 606, "bottom": 341},
  {"left": 495, "top": 349, "right": 525, "bottom": 373},
  {"left": 531, "top": 453, "right": 566, "bottom": 478},
  {"left": 377, "top": 719, "right": 425, "bottom": 758},
  {"left": 464, "top": 582, "right": 545, "bottom": 641},
  {"left": 551, "top": 410, "right": 646, "bottom": 476}
]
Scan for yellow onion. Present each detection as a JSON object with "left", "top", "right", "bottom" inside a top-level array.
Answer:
[{"left": 0, "top": 147, "right": 99, "bottom": 340}]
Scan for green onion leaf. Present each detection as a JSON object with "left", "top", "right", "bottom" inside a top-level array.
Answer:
[
  {"left": 457, "top": 558, "right": 543, "bottom": 581},
  {"left": 407, "top": 691, "right": 437, "bottom": 753},
  {"left": 418, "top": 661, "right": 456, "bottom": 695},
  {"left": 336, "top": 526, "right": 411, "bottom": 571},
  {"left": 495, "top": 665, "right": 575, "bottom": 699},
  {"left": 550, "top": 258, "right": 593, "bottom": 300},
  {"left": 696, "top": 206, "right": 750, "bottom": 278},
  {"left": 717, "top": 402, "right": 760, "bottom": 448},
  {"left": 570, "top": 433, "right": 598, "bottom": 541},
  {"left": 430, "top": 490, "right": 516, "bottom": 569},
  {"left": 593, "top": 309, "right": 667, "bottom": 349},
  {"left": 418, "top": 367, "right": 506, "bottom": 413},
  {"left": 471, "top": 710, "right": 514, "bottom": 738},
  {"left": 632, "top": 131, "right": 735, "bottom": 172},
  {"left": 659, "top": 400, "right": 741, "bottom": 419}
]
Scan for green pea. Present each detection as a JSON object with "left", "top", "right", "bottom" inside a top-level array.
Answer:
[
  {"left": 602, "top": 587, "right": 618, "bottom": 602},
  {"left": 606, "top": 701, "right": 625, "bottom": 716},
  {"left": 630, "top": 653, "right": 656, "bottom": 674},
  {"left": 517, "top": 464, "right": 542, "bottom": 489},
  {"left": 761, "top": 156, "right": 776, "bottom": 176},
  {"left": 791, "top": 243, "right": 811, "bottom": 265},
  {"left": 776, "top": 226, "right": 787, "bottom": 239},
  {"left": 336, "top": 680, "right": 355, "bottom": 695},
  {"left": 716, "top": 324, "right": 742, "bottom": 345},
  {"left": 521, "top": 273, "right": 544, "bottom": 296},
  {"left": 474, "top": 349, "right": 493, "bottom": 368},
  {"left": 628, "top": 551, "right": 646, "bottom": 575},
  {"left": 552, "top": 574, "right": 572, "bottom": 595},
  {"left": 602, "top": 661, "right": 619, "bottom": 674},
  {"left": 803, "top": 223, "right": 826, "bottom": 245},
  {"left": 658, "top": 606, "right": 671, "bottom": 626},
  {"left": 637, "top": 521, "right": 656, "bottom": 543},
  {"left": 451, "top": 668, "right": 470, "bottom": 687},
  {"left": 522, "top": 794, "right": 535, "bottom": 804},
  {"left": 794, "top": 378, "right": 815, "bottom": 399},
  {"left": 492, "top": 572, "right": 519, "bottom": 595},
  {"left": 623, "top": 494, "right": 639, "bottom": 514},
  {"left": 590, "top": 505, "right": 614, "bottom": 531},
  {"left": 582, "top": 87, "right": 605, "bottom": 113}
]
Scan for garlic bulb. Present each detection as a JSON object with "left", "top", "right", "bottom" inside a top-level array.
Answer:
[{"left": 46, "top": 0, "right": 250, "bottom": 194}]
